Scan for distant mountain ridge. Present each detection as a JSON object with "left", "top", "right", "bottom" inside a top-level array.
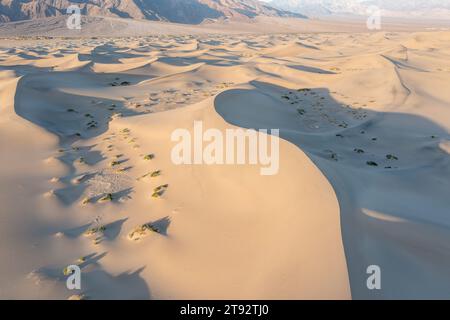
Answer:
[
  {"left": 0, "top": 0, "right": 306, "bottom": 24},
  {"left": 268, "top": 0, "right": 450, "bottom": 18}
]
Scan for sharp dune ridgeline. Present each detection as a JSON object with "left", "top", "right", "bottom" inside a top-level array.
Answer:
[{"left": 0, "top": 2, "right": 450, "bottom": 300}]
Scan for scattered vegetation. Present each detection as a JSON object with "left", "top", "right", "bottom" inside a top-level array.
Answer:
[
  {"left": 128, "top": 223, "right": 160, "bottom": 241},
  {"left": 84, "top": 225, "right": 106, "bottom": 236},
  {"left": 109, "top": 80, "right": 130, "bottom": 86},
  {"left": 150, "top": 170, "right": 161, "bottom": 178},
  {"left": 366, "top": 161, "right": 378, "bottom": 167},
  {"left": 386, "top": 154, "right": 399, "bottom": 160},
  {"left": 144, "top": 154, "right": 155, "bottom": 161},
  {"left": 87, "top": 120, "right": 98, "bottom": 129},
  {"left": 354, "top": 148, "right": 365, "bottom": 154},
  {"left": 99, "top": 193, "right": 113, "bottom": 202},
  {"left": 152, "top": 184, "right": 169, "bottom": 198},
  {"left": 63, "top": 266, "right": 74, "bottom": 276},
  {"left": 297, "top": 108, "right": 306, "bottom": 115},
  {"left": 109, "top": 160, "right": 120, "bottom": 167}
]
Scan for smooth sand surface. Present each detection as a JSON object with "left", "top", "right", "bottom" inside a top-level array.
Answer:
[
  {"left": 1, "top": 15, "right": 448, "bottom": 38},
  {"left": 0, "top": 30, "right": 449, "bottom": 299}
]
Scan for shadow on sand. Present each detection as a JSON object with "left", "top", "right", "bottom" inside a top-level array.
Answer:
[{"left": 214, "top": 80, "right": 450, "bottom": 299}]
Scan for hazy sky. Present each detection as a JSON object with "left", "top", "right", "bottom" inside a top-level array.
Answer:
[
  {"left": 260, "top": 0, "right": 450, "bottom": 18},
  {"left": 260, "top": 0, "right": 450, "bottom": 10},
  {"left": 260, "top": 0, "right": 450, "bottom": 7},
  {"left": 260, "top": 0, "right": 450, "bottom": 5}
]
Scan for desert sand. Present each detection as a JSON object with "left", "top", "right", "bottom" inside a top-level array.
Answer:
[
  {"left": 1, "top": 15, "right": 448, "bottom": 38},
  {"left": 0, "top": 27, "right": 449, "bottom": 299}
]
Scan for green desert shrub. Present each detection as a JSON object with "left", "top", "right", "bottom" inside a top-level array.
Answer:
[
  {"left": 84, "top": 225, "right": 106, "bottom": 236},
  {"left": 150, "top": 170, "right": 161, "bottom": 177},
  {"left": 386, "top": 154, "right": 398, "bottom": 160},
  {"left": 99, "top": 193, "right": 113, "bottom": 202}
]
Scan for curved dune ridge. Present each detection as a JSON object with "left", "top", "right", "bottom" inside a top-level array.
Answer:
[{"left": 0, "top": 31, "right": 449, "bottom": 299}]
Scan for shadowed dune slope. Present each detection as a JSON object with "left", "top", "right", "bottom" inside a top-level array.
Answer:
[{"left": 0, "top": 31, "right": 449, "bottom": 299}]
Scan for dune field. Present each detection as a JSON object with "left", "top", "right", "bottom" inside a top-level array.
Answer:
[{"left": 0, "top": 30, "right": 449, "bottom": 299}]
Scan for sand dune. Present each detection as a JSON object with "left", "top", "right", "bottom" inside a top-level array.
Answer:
[
  {"left": 2, "top": 15, "right": 449, "bottom": 39},
  {"left": 0, "top": 30, "right": 449, "bottom": 299}
]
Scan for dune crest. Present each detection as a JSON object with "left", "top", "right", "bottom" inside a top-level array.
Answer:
[{"left": 1, "top": 30, "right": 449, "bottom": 299}]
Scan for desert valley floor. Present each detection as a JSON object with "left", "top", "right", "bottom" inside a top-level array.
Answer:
[{"left": 0, "top": 31, "right": 450, "bottom": 299}]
